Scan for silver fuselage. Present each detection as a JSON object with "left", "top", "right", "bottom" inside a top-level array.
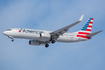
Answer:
[{"left": 3, "top": 28, "right": 87, "bottom": 43}]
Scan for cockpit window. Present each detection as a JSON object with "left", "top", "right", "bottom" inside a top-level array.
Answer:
[{"left": 7, "top": 29, "right": 11, "bottom": 31}]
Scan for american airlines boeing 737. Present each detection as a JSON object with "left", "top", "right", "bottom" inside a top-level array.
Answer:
[{"left": 3, "top": 15, "right": 102, "bottom": 48}]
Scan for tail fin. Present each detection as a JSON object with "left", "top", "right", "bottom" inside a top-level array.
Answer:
[
  {"left": 77, "top": 18, "right": 94, "bottom": 39},
  {"left": 80, "top": 18, "right": 93, "bottom": 33}
]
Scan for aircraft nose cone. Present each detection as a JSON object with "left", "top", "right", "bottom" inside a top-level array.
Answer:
[
  {"left": 3, "top": 31, "right": 7, "bottom": 35},
  {"left": 3, "top": 31, "right": 6, "bottom": 34}
]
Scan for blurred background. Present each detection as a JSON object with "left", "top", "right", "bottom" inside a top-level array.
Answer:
[{"left": 0, "top": 0, "right": 105, "bottom": 70}]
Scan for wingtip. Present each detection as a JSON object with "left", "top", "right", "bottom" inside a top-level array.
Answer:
[{"left": 79, "top": 15, "right": 84, "bottom": 21}]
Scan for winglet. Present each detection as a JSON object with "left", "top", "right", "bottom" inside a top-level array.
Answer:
[{"left": 79, "top": 15, "right": 84, "bottom": 21}]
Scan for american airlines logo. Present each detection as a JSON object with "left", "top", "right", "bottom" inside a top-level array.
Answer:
[
  {"left": 19, "top": 28, "right": 22, "bottom": 32},
  {"left": 22, "top": 29, "right": 44, "bottom": 34}
]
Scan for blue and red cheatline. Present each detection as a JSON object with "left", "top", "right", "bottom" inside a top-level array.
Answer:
[{"left": 19, "top": 28, "right": 22, "bottom": 32}]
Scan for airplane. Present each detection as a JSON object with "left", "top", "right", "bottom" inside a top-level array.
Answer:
[{"left": 3, "top": 15, "right": 102, "bottom": 48}]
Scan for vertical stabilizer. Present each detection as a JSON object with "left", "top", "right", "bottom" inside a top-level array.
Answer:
[{"left": 77, "top": 18, "right": 94, "bottom": 39}]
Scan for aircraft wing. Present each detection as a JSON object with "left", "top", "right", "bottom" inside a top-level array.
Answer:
[{"left": 50, "top": 15, "right": 84, "bottom": 39}]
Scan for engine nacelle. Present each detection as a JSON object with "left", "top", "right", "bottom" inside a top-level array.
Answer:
[
  {"left": 40, "top": 33, "right": 51, "bottom": 41},
  {"left": 29, "top": 40, "right": 40, "bottom": 45}
]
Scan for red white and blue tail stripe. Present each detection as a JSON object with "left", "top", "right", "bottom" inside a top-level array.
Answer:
[{"left": 77, "top": 18, "right": 94, "bottom": 39}]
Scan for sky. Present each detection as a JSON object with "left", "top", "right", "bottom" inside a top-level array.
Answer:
[{"left": 0, "top": 0, "right": 105, "bottom": 70}]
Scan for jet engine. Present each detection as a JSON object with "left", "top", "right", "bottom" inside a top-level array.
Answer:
[
  {"left": 40, "top": 33, "right": 51, "bottom": 41},
  {"left": 29, "top": 40, "right": 41, "bottom": 45}
]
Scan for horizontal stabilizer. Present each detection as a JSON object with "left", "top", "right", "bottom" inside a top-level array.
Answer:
[{"left": 86, "top": 30, "right": 103, "bottom": 37}]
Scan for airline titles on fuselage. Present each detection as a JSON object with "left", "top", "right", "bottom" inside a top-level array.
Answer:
[{"left": 22, "top": 29, "right": 44, "bottom": 34}]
